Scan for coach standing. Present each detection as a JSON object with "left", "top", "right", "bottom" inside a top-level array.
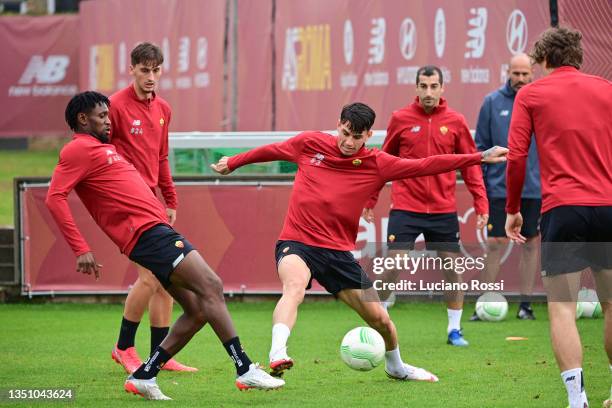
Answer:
[
  {"left": 505, "top": 27, "right": 612, "bottom": 408},
  {"left": 474, "top": 53, "right": 541, "bottom": 321}
]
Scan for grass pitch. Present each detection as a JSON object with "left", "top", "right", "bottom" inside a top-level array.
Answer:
[{"left": 1, "top": 301, "right": 609, "bottom": 407}]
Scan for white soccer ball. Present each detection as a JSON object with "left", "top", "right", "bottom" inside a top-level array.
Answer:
[
  {"left": 577, "top": 288, "right": 602, "bottom": 319},
  {"left": 340, "top": 327, "right": 385, "bottom": 371},
  {"left": 475, "top": 292, "right": 508, "bottom": 322}
]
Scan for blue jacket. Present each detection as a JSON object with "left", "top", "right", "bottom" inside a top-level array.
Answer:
[{"left": 475, "top": 80, "right": 541, "bottom": 199}]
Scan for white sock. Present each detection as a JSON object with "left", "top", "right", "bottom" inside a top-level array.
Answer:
[
  {"left": 269, "top": 323, "right": 291, "bottom": 362},
  {"left": 384, "top": 347, "right": 405, "bottom": 374},
  {"left": 561, "top": 368, "right": 588, "bottom": 408},
  {"left": 447, "top": 308, "right": 462, "bottom": 333}
]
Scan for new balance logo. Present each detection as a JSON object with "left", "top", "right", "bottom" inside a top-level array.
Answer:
[
  {"left": 565, "top": 375, "right": 575, "bottom": 383},
  {"left": 132, "top": 120, "right": 141, "bottom": 126},
  {"left": 19, "top": 55, "right": 70, "bottom": 84},
  {"left": 411, "top": 126, "right": 421, "bottom": 133},
  {"left": 500, "top": 110, "right": 509, "bottom": 116}
]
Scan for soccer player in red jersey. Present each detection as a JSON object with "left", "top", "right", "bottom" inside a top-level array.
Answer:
[
  {"left": 504, "top": 27, "right": 612, "bottom": 408},
  {"left": 108, "top": 43, "right": 196, "bottom": 373},
  {"left": 364, "top": 66, "right": 488, "bottom": 347},
  {"left": 211, "top": 102, "right": 507, "bottom": 382},
  {"left": 46, "top": 91, "right": 285, "bottom": 399}
]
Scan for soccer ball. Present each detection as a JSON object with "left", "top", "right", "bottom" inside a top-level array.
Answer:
[
  {"left": 577, "top": 288, "right": 602, "bottom": 318},
  {"left": 475, "top": 292, "right": 508, "bottom": 322},
  {"left": 340, "top": 327, "right": 385, "bottom": 371}
]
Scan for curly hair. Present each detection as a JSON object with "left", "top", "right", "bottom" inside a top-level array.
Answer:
[
  {"left": 531, "top": 27, "right": 583, "bottom": 69},
  {"left": 65, "top": 91, "right": 110, "bottom": 132}
]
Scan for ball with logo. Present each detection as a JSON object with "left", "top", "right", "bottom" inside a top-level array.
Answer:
[
  {"left": 340, "top": 327, "right": 385, "bottom": 371},
  {"left": 475, "top": 292, "right": 508, "bottom": 322},
  {"left": 577, "top": 288, "right": 602, "bottom": 319}
]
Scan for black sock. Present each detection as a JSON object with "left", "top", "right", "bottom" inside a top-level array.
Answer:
[
  {"left": 117, "top": 317, "right": 140, "bottom": 350},
  {"left": 132, "top": 346, "right": 172, "bottom": 380},
  {"left": 520, "top": 301, "right": 531, "bottom": 309},
  {"left": 223, "top": 337, "right": 252, "bottom": 376},
  {"left": 150, "top": 327, "right": 169, "bottom": 355}
]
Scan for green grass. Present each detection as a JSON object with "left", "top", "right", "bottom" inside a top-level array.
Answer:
[
  {"left": 0, "top": 150, "right": 60, "bottom": 226},
  {"left": 1, "top": 301, "right": 609, "bottom": 407}
]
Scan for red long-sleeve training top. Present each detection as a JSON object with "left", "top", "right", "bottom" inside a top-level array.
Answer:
[
  {"left": 366, "top": 98, "right": 487, "bottom": 214},
  {"left": 506, "top": 67, "right": 612, "bottom": 214},
  {"left": 228, "top": 131, "right": 483, "bottom": 251},
  {"left": 46, "top": 134, "right": 169, "bottom": 256},
  {"left": 109, "top": 85, "right": 177, "bottom": 209}
]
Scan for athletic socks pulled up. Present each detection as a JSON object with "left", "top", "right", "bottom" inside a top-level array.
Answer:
[
  {"left": 269, "top": 323, "right": 291, "bottom": 362},
  {"left": 447, "top": 308, "right": 462, "bottom": 334},
  {"left": 132, "top": 346, "right": 172, "bottom": 380},
  {"left": 117, "top": 317, "right": 140, "bottom": 350},
  {"left": 223, "top": 336, "right": 252, "bottom": 376},
  {"left": 561, "top": 367, "right": 588, "bottom": 408},
  {"left": 150, "top": 326, "right": 169, "bottom": 355}
]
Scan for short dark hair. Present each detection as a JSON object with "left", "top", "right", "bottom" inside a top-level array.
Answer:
[
  {"left": 531, "top": 27, "right": 583, "bottom": 69},
  {"left": 65, "top": 91, "right": 110, "bottom": 132},
  {"left": 416, "top": 65, "right": 443, "bottom": 85},
  {"left": 131, "top": 42, "right": 164, "bottom": 67},
  {"left": 340, "top": 102, "right": 376, "bottom": 133}
]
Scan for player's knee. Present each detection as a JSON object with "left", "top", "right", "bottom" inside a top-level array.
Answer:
[
  {"left": 139, "top": 273, "right": 161, "bottom": 291},
  {"left": 283, "top": 281, "right": 306, "bottom": 302}
]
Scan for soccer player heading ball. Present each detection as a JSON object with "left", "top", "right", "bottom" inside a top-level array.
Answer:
[
  {"left": 46, "top": 91, "right": 285, "bottom": 400},
  {"left": 211, "top": 102, "right": 508, "bottom": 382}
]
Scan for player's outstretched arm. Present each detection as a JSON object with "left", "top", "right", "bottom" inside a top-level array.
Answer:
[{"left": 379, "top": 146, "right": 508, "bottom": 181}]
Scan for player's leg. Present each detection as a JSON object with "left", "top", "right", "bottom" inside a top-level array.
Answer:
[
  {"left": 516, "top": 198, "right": 542, "bottom": 320},
  {"left": 269, "top": 241, "right": 313, "bottom": 376},
  {"left": 598, "top": 270, "right": 612, "bottom": 407},
  {"left": 543, "top": 271, "right": 586, "bottom": 408},
  {"left": 337, "top": 288, "right": 438, "bottom": 382},
  {"left": 516, "top": 235, "right": 538, "bottom": 319},
  {"left": 125, "top": 226, "right": 283, "bottom": 398},
  {"left": 591, "top": 207, "right": 612, "bottom": 407},
  {"left": 148, "top": 288, "right": 198, "bottom": 372},
  {"left": 425, "top": 212, "right": 467, "bottom": 346},
  {"left": 381, "top": 210, "right": 421, "bottom": 309},
  {"left": 112, "top": 266, "right": 160, "bottom": 373},
  {"left": 540, "top": 206, "right": 593, "bottom": 408}
]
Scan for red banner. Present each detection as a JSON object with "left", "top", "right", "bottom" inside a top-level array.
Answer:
[
  {"left": 274, "top": 0, "right": 549, "bottom": 130},
  {"left": 558, "top": 0, "right": 612, "bottom": 79},
  {"left": 21, "top": 181, "right": 547, "bottom": 295},
  {"left": 79, "top": 0, "right": 226, "bottom": 131},
  {"left": 230, "top": 0, "right": 274, "bottom": 130},
  {"left": 0, "top": 15, "right": 79, "bottom": 136}
]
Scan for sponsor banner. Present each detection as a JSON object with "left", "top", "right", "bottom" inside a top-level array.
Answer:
[
  {"left": 231, "top": 0, "right": 274, "bottom": 130},
  {"left": 558, "top": 0, "right": 611, "bottom": 79},
  {"left": 0, "top": 15, "right": 79, "bottom": 136},
  {"left": 79, "top": 0, "right": 225, "bottom": 131},
  {"left": 21, "top": 181, "right": 552, "bottom": 294},
  {"left": 274, "top": 0, "right": 549, "bottom": 130}
]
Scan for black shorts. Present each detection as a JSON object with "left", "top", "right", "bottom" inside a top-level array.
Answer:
[
  {"left": 487, "top": 198, "right": 541, "bottom": 238},
  {"left": 129, "top": 224, "right": 195, "bottom": 288},
  {"left": 387, "top": 210, "right": 460, "bottom": 252},
  {"left": 540, "top": 206, "right": 612, "bottom": 276},
  {"left": 275, "top": 240, "right": 373, "bottom": 295}
]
